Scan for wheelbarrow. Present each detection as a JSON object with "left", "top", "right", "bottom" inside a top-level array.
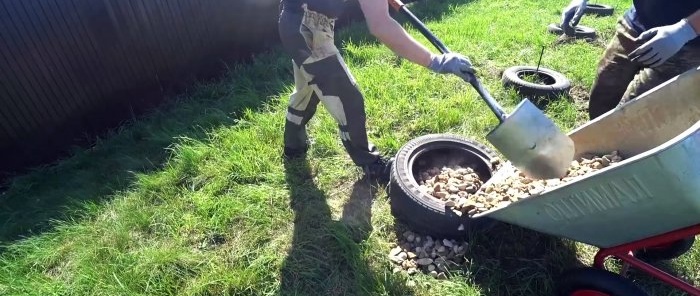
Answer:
[{"left": 473, "top": 65, "right": 700, "bottom": 295}]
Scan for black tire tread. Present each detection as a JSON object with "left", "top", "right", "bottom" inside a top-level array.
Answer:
[
  {"left": 635, "top": 236, "right": 696, "bottom": 262},
  {"left": 388, "top": 133, "right": 496, "bottom": 239},
  {"left": 585, "top": 4, "right": 615, "bottom": 16},
  {"left": 556, "top": 267, "right": 649, "bottom": 296},
  {"left": 548, "top": 23, "right": 597, "bottom": 39},
  {"left": 501, "top": 65, "right": 571, "bottom": 99}
]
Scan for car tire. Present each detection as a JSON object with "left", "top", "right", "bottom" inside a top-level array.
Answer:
[
  {"left": 635, "top": 236, "right": 696, "bottom": 262},
  {"left": 502, "top": 65, "right": 571, "bottom": 106},
  {"left": 556, "top": 267, "right": 649, "bottom": 296},
  {"left": 585, "top": 3, "right": 614, "bottom": 16},
  {"left": 548, "top": 23, "right": 597, "bottom": 39},
  {"left": 388, "top": 133, "right": 498, "bottom": 239}
]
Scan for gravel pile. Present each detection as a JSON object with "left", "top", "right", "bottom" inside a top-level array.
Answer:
[
  {"left": 388, "top": 231, "right": 468, "bottom": 279},
  {"left": 417, "top": 151, "right": 625, "bottom": 216},
  {"left": 392, "top": 151, "right": 625, "bottom": 277},
  {"left": 417, "top": 166, "right": 483, "bottom": 206}
]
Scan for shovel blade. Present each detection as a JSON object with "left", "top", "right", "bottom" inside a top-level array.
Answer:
[{"left": 486, "top": 99, "right": 575, "bottom": 179}]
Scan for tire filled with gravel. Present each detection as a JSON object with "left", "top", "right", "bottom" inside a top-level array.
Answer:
[
  {"left": 388, "top": 134, "right": 499, "bottom": 239},
  {"left": 389, "top": 151, "right": 626, "bottom": 277}
]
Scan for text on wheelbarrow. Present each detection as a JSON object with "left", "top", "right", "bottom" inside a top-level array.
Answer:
[{"left": 542, "top": 175, "right": 653, "bottom": 221}]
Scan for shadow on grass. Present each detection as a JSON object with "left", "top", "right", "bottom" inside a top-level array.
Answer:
[
  {"left": 0, "top": 0, "right": 482, "bottom": 248},
  {"left": 627, "top": 259, "right": 698, "bottom": 295},
  {"left": 392, "top": 220, "right": 580, "bottom": 295},
  {"left": 464, "top": 222, "right": 581, "bottom": 295},
  {"left": 0, "top": 49, "right": 293, "bottom": 246},
  {"left": 281, "top": 159, "right": 414, "bottom": 295},
  {"left": 394, "top": 218, "right": 692, "bottom": 295}
]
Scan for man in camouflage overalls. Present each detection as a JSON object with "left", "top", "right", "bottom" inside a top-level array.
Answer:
[
  {"left": 278, "top": 0, "right": 476, "bottom": 180},
  {"left": 561, "top": 0, "right": 700, "bottom": 120}
]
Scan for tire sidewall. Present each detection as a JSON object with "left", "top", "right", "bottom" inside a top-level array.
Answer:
[
  {"left": 548, "top": 23, "right": 597, "bottom": 39},
  {"left": 585, "top": 4, "right": 614, "bottom": 16},
  {"left": 556, "top": 267, "right": 649, "bottom": 296},
  {"left": 502, "top": 65, "right": 571, "bottom": 99},
  {"left": 389, "top": 134, "right": 497, "bottom": 238},
  {"left": 635, "top": 236, "right": 696, "bottom": 261}
]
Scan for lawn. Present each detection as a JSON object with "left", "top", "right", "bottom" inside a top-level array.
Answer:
[{"left": 1, "top": 0, "right": 698, "bottom": 295}]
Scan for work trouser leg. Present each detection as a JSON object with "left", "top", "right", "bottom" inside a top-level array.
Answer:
[
  {"left": 588, "top": 18, "right": 644, "bottom": 120},
  {"left": 619, "top": 42, "right": 700, "bottom": 108},
  {"left": 278, "top": 5, "right": 381, "bottom": 166},
  {"left": 589, "top": 18, "right": 700, "bottom": 120},
  {"left": 301, "top": 53, "right": 381, "bottom": 166},
  {"left": 283, "top": 60, "right": 320, "bottom": 151}
]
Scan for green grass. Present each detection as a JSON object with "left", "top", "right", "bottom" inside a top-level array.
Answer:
[{"left": 1, "top": 0, "right": 698, "bottom": 295}]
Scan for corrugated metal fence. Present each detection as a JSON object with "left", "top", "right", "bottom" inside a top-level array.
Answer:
[{"left": 0, "top": 0, "right": 286, "bottom": 175}]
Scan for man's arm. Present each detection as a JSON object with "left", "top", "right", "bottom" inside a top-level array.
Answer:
[
  {"left": 355, "top": 0, "right": 476, "bottom": 82},
  {"left": 356, "top": 0, "right": 433, "bottom": 67}
]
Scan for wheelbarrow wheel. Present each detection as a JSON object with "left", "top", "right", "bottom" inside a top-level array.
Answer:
[
  {"left": 635, "top": 236, "right": 695, "bottom": 262},
  {"left": 388, "top": 133, "right": 498, "bottom": 239},
  {"left": 556, "top": 267, "right": 649, "bottom": 296}
]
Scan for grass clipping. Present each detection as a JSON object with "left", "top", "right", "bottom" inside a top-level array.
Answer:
[{"left": 418, "top": 151, "right": 625, "bottom": 217}]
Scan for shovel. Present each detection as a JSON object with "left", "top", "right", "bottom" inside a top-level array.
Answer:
[{"left": 388, "top": 0, "right": 575, "bottom": 179}]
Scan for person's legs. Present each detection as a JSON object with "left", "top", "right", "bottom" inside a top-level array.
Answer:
[
  {"left": 279, "top": 4, "right": 338, "bottom": 160},
  {"left": 278, "top": 4, "right": 391, "bottom": 178},
  {"left": 618, "top": 44, "right": 700, "bottom": 106},
  {"left": 302, "top": 53, "right": 383, "bottom": 167},
  {"left": 588, "top": 18, "right": 644, "bottom": 120},
  {"left": 283, "top": 59, "right": 320, "bottom": 158}
]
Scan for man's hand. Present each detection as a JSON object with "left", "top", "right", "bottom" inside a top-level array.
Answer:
[
  {"left": 561, "top": 0, "right": 587, "bottom": 36},
  {"left": 428, "top": 53, "right": 475, "bottom": 82},
  {"left": 629, "top": 19, "right": 699, "bottom": 68}
]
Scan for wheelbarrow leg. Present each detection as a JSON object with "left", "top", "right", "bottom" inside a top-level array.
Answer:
[
  {"left": 592, "top": 224, "right": 700, "bottom": 296},
  {"left": 594, "top": 250, "right": 632, "bottom": 277},
  {"left": 619, "top": 253, "right": 631, "bottom": 277}
]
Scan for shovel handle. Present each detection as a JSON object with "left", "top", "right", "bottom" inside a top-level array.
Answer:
[{"left": 388, "top": 0, "right": 507, "bottom": 122}]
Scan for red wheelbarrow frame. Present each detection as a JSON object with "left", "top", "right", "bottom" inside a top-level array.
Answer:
[{"left": 592, "top": 224, "right": 700, "bottom": 295}]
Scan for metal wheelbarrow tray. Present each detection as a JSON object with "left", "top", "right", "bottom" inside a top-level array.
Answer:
[{"left": 474, "top": 65, "right": 700, "bottom": 249}]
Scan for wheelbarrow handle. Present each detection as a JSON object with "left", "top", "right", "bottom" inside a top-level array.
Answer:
[{"left": 388, "top": 0, "right": 507, "bottom": 122}]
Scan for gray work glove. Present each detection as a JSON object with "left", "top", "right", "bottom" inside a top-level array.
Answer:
[
  {"left": 629, "top": 19, "right": 699, "bottom": 68},
  {"left": 561, "top": 0, "right": 588, "bottom": 36},
  {"left": 428, "top": 53, "right": 475, "bottom": 82}
]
